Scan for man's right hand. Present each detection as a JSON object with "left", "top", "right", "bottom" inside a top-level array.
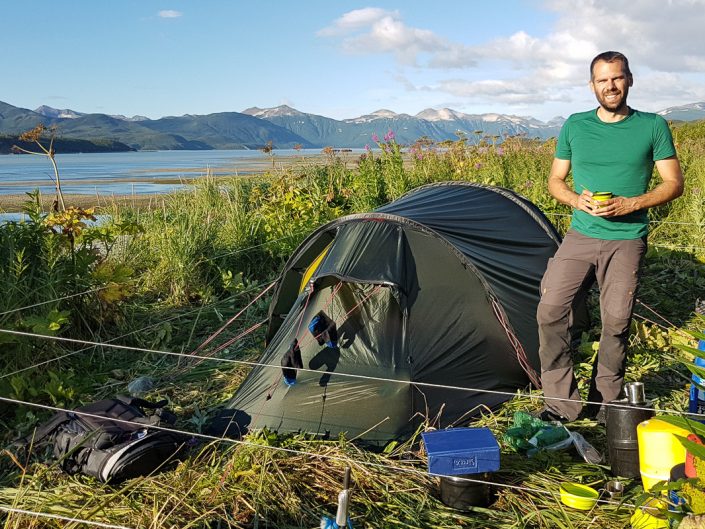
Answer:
[{"left": 573, "top": 189, "right": 596, "bottom": 213}]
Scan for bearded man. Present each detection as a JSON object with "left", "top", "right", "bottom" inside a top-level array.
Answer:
[{"left": 536, "top": 51, "right": 684, "bottom": 422}]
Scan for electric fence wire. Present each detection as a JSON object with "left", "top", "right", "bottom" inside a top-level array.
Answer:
[
  {"left": 1, "top": 182, "right": 699, "bottom": 323},
  {"left": 0, "top": 226, "right": 315, "bottom": 380},
  {"left": 543, "top": 211, "right": 705, "bottom": 227},
  {"left": 191, "top": 228, "right": 311, "bottom": 267},
  {"left": 0, "top": 394, "right": 639, "bottom": 524},
  {"left": 0, "top": 296, "right": 696, "bottom": 523},
  {"left": 0, "top": 505, "right": 133, "bottom": 529},
  {"left": 543, "top": 213, "right": 705, "bottom": 252},
  {"left": 1, "top": 326, "right": 702, "bottom": 420},
  {"left": 0, "top": 229, "right": 307, "bottom": 319},
  {"left": 0, "top": 280, "right": 274, "bottom": 381},
  {"left": 0, "top": 283, "right": 123, "bottom": 317},
  {"left": 1, "top": 210, "right": 702, "bottom": 526}
]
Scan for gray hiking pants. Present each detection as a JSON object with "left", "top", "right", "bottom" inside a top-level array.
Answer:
[{"left": 537, "top": 229, "right": 646, "bottom": 420}]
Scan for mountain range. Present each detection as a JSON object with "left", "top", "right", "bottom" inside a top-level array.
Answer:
[{"left": 1, "top": 100, "right": 704, "bottom": 153}]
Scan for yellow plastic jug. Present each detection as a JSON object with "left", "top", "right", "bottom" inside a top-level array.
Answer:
[{"left": 636, "top": 418, "right": 690, "bottom": 492}]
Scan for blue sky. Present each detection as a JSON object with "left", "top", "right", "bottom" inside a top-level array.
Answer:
[{"left": 2, "top": 1, "right": 704, "bottom": 122}]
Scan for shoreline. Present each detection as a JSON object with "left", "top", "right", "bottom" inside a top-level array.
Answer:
[
  {"left": 0, "top": 192, "right": 164, "bottom": 212},
  {"left": 0, "top": 149, "right": 399, "bottom": 213},
  {"left": 0, "top": 151, "right": 371, "bottom": 213}
]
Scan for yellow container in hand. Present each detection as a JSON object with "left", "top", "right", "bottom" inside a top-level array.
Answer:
[
  {"left": 637, "top": 418, "right": 690, "bottom": 492},
  {"left": 592, "top": 191, "right": 613, "bottom": 207},
  {"left": 592, "top": 191, "right": 613, "bottom": 199}
]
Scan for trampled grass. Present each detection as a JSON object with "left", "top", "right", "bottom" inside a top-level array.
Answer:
[{"left": 1, "top": 126, "right": 704, "bottom": 528}]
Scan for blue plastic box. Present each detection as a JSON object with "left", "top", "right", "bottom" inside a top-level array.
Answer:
[
  {"left": 689, "top": 338, "right": 705, "bottom": 419},
  {"left": 422, "top": 427, "right": 500, "bottom": 476}
]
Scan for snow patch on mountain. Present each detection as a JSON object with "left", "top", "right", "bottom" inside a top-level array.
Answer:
[
  {"left": 345, "top": 109, "right": 400, "bottom": 123},
  {"left": 34, "top": 105, "right": 84, "bottom": 119},
  {"left": 242, "top": 105, "right": 305, "bottom": 118}
]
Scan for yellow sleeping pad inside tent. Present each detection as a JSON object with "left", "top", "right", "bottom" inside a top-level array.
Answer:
[{"left": 299, "top": 243, "right": 332, "bottom": 293}]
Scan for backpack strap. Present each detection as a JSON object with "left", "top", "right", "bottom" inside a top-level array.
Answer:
[
  {"left": 14, "top": 411, "right": 71, "bottom": 447},
  {"left": 114, "top": 395, "right": 176, "bottom": 426},
  {"left": 115, "top": 395, "right": 168, "bottom": 410}
]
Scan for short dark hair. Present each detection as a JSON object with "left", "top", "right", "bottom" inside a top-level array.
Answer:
[{"left": 590, "top": 51, "right": 632, "bottom": 80}]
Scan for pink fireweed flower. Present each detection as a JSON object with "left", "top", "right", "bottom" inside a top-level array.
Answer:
[
  {"left": 371, "top": 133, "right": 379, "bottom": 143},
  {"left": 384, "top": 130, "right": 395, "bottom": 142},
  {"left": 496, "top": 147, "right": 504, "bottom": 156},
  {"left": 365, "top": 144, "right": 371, "bottom": 151},
  {"left": 409, "top": 144, "right": 423, "bottom": 160}
]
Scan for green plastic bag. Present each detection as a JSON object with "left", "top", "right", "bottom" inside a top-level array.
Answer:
[{"left": 503, "top": 411, "right": 570, "bottom": 454}]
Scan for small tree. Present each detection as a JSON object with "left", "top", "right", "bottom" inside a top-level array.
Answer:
[
  {"left": 12, "top": 124, "right": 66, "bottom": 211},
  {"left": 261, "top": 140, "right": 275, "bottom": 168}
]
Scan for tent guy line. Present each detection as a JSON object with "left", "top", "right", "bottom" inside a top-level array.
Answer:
[
  {"left": 185, "top": 281, "right": 276, "bottom": 357},
  {"left": 0, "top": 394, "right": 637, "bottom": 512},
  {"left": 1, "top": 327, "right": 702, "bottom": 420}
]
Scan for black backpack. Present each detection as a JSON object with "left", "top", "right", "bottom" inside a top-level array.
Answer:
[{"left": 18, "top": 395, "right": 189, "bottom": 483}]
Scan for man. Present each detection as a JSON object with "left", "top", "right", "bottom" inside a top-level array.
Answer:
[{"left": 536, "top": 51, "right": 684, "bottom": 422}]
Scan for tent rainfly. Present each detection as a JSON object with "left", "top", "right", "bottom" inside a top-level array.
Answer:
[{"left": 222, "top": 182, "right": 565, "bottom": 443}]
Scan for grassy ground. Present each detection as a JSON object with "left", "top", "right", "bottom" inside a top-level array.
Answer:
[{"left": 0, "top": 126, "right": 704, "bottom": 528}]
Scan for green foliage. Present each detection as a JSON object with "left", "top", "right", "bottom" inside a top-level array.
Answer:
[
  {"left": 681, "top": 457, "right": 705, "bottom": 514},
  {"left": 21, "top": 308, "right": 70, "bottom": 335},
  {"left": 2, "top": 124, "right": 705, "bottom": 528},
  {"left": 119, "top": 174, "right": 281, "bottom": 304},
  {"left": 353, "top": 150, "right": 387, "bottom": 211},
  {"left": 8, "top": 369, "right": 79, "bottom": 410}
]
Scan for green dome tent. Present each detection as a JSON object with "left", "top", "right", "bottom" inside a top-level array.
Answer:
[{"left": 222, "top": 182, "right": 564, "bottom": 443}]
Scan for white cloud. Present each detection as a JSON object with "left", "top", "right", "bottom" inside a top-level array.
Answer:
[
  {"left": 158, "top": 10, "right": 182, "bottom": 19},
  {"left": 317, "top": 8, "right": 396, "bottom": 37},
  {"left": 437, "top": 77, "right": 573, "bottom": 105},
  {"left": 318, "top": 8, "right": 477, "bottom": 68},
  {"left": 320, "top": 2, "right": 705, "bottom": 117}
]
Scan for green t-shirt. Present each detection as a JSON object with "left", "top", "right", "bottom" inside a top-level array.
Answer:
[{"left": 555, "top": 108, "right": 676, "bottom": 240}]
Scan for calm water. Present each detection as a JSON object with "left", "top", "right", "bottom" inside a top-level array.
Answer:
[{"left": 0, "top": 148, "right": 354, "bottom": 195}]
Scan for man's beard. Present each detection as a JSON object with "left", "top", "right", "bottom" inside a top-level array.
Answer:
[{"left": 596, "top": 87, "right": 628, "bottom": 112}]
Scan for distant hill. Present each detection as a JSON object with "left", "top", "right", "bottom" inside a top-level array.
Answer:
[
  {"left": 243, "top": 105, "right": 565, "bottom": 146},
  {"left": 0, "top": 102, "right": 313, "bottom": 152},
  {"left": 137, "top": 112, "right": 315, "bottom": 150},
  {"left": 657, "top": 102, "right": 705, "bottom": 122},
  {"left": 34, "top": 105, "right": 85, "bottom": 119},
  {"left": 0, "top": 101, "right": 54, "bottom": 132},
  {"left": 34, "top": 105, "right": 150, "bottom": 122},
  {"left": 2, "top": 100, "right": 704, "bottom": 152},
  {"left": 0, "top": 134, "right": 133, "bottom": 155}
]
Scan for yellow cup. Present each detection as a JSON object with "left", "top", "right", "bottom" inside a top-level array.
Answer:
[{"left": 592, "top": 191, "right": 613, "bottom": 206}]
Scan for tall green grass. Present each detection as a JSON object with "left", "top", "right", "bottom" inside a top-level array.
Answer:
[{"left": 1, "top": 125, "right": 704, "bottom": 528}]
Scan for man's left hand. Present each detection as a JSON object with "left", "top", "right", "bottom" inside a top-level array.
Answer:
[{"left": 591, "top": 196, "right": 639, "bottom": 217}]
